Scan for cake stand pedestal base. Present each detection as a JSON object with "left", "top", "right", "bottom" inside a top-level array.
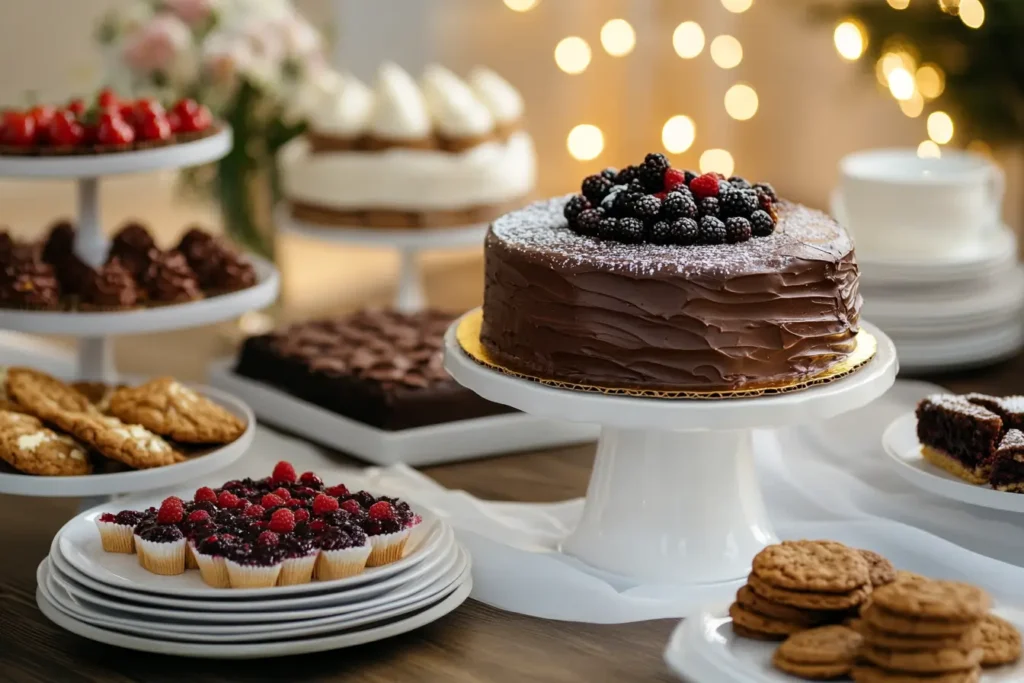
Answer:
[
  {"left": 444, "top": 312, "right": 898, "bottom": 585},
  {"left": 77, "top": 337, "right": 116, "bottom": 383}
]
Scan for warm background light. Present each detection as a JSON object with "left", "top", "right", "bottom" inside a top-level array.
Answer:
[
  {"left": 724, "top": 83, "right": 759, "bottom": 120},
  {"left": 887, "top": 67, "right": 915, "bottom": 100},
  {"left": 915, "top": 64, "right": 945, "bottom": 99},
  {"left": 959, "top": 0, "right": 985, "bottom": 28},
  {"left": 662, "top": 115, "right": 696, "bottom": 154},
  {"left": 876, "top": 51, "right": 917, "bottom": 86},
  {"left": 700, "top": 149, "right": 735, "bottom": 177},
  {"left": 899, "top": 91, "right": 925, "bottom": 118},
  {"left": 886, "top": 0, "right": 911, "bottom": 8},
  {"left": 567, "top": 124, "right": 604, "bottom": 161},
  {"left": 710, "top": 35, "right": 743, "bottom": 69},
  {"left": 833, "top": 21, "right": 866, "bottom": 61},
  {"left": 503, "top": 0, "right": 539, "bottom": 12},
  {"left": 721, "top": 0, "right": 754, "bottom": 13},
  {"left": 600, "top": 19, "right": 636, "bottom": 57},
  {"left": 673, "top": 21, "right": 706, "bottom": 59},
  {"left": 927, "top": 111, "right": 954, "bottom": 144},
  {"left": 917, "top": 140, "right": 941, "bottom": 159},
  {"left": 554, "top": 37, "right": 591, "bottom": 75},
  {"left": 967, "top": 140, "right": 992, "bottom": 157}
]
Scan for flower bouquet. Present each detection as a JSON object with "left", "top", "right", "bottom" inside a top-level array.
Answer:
[{"left": 96, "top": 0, "right": 338, "bottom": 258}]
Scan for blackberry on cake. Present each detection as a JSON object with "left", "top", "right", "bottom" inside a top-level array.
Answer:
[
  {"left": 698, "top": 216, "right": 728, "bottom": 245},
  {"left": 617, "top": 217, "right": 646, "bottom": 243},
  {"left": 629, "top": 194, "right": 661, "bottom": 221},
  {"left": 728, "top": 176, "right": 752, "bottom": 189},
  {"left": 581, "top": 174, "right": 613, "bottom": 204},
  {"left": 600, "top": 185, "right": 626, "bottom": 212},
  {"left": 751, "top": 210, "right": 777, "bottom": 237},
  {"left": 639, "top": 152, "right": 671, "bottom": 191},
  {"left": 916, "top": 394, "right": 1004, "bottom": 484},
  {"left": 991, "top": 429, "right": 1024, "bottom": 493},
  {"left": 563, "top": 194, "right": 590, "bottom": 224},
  {"left": 661, "top": 191, "right": 698, "bottom": 220},
  {"left": 725, "top": 217, "right": 752, "bottom": 244},
  {"left": 648, "top": 221, "right": 673, "bottom": 245},
  {"left": 600, "top": 167, "right": 618, "bottom": 181},
  {"left": 720, "top": 188, "right": 759, "bottom": 218},
  {"left": 754, "top": 182, "right": 778, "bottom": 202},
  {"left": 699, "top": 196, "right": 720, "bottom": 218},
  {"left": 574, "top": 208, "right": 604, "bottom": 236},
  {"left": 598, "top": 216, "right": 621, "bottom": 241},
  {"left": 615, "top": 165, "right": 640, "bottom": 185}
]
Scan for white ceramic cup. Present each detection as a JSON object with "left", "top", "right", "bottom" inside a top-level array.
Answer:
[{"left": 833, "top": 148, "right": 1004, "bottom": 259}]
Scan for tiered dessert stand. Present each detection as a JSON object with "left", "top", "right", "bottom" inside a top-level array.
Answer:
[
  {"left": 444, "top": 313, "right": 898, "bottom": 585},
  {"left": 0, "top": 128, "right": 273, "bottom": 499},
  {"left": 278, "top": 207, "right": 487, "bottom": 313}
]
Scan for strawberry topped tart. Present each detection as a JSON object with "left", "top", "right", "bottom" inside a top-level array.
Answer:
[
  {"left": 0, "top": 88, "right": 218, "bottom": 156},
  {"left": 95, "top": 461, "right": 422, "bottom": 588}
]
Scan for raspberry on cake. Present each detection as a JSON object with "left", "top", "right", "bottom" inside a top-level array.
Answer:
[{"left": 916, "top": 394, "right": 1004, "bottom": 484}]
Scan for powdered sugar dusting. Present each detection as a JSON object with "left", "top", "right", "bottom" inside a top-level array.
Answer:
[
  {"left": 999, "top": 429, "right": 1024, "bottom": 449},
  {"left": 968, "top": 393, "right": 1024, "bottom": 416},
  {"left": 922, "top": 394, "right": 1001, "bottom": 423},
  {"left": 489, "top": 196, "right": 854, "bottom": 277}
]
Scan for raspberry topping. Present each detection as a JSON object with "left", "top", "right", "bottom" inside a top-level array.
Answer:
[
  {"left": 312, "top": 493, "right": 339, "bottom": 516},
  {"left": 326, "top": 484, "right": 349, "bottom": 497},
  {"left": 156, "top": 497, "right": 184, "bottom": 524},
  {"left": 217, "top": 491, "right": 241, "bottom": 509},
  {"left": 340, "top": 499, "right": 362, "bottom": 515},
  {"left": 257, "top": 531, "right": 279, "bottom": 546},
  {"left": 272, "top": 487, "right": 291, "bottom": 500},
  {"left": 294, "top": 508, "right": 310, "bottom": 523},
  {"left": 99, "top": 513, "right": 116, "bottom": 523},
  {"left": 286, "top": 498, "right": 305, "bottom": 508},
  {"left": 194, "top": 486, "right": 217, "bottom": 504},
  {"left": 261, "top": 493, "right": 285, "bottom": 509},
  {"left": 268, "top": 508, "right": 296, "bottom": 534},
  {"left": 663, "top": 168, "right": 688, "bottom": 192},
  {"left": 271, "top": 460, "right": 297, "bottom": 483},
  {"left": 689, "top": 173, "right": 720, "bottom": 199},
  {"left": 368, "top": 501, "right": 395, "bottom": 521},
  {"left": 187, "top": 510, "right": 211, "bottom": 523},
  {"left": 299, "top": 472, "right": 324, "bottom": 488},
  {"left": 244, "top": 504, "right": 266, "bottom": 518}
]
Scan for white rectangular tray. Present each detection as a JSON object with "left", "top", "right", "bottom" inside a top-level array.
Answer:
[{"left": 206, "top": 358, "right": 598, "bottom": 466}]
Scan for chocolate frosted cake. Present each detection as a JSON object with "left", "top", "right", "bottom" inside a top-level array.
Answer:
[{"left": 480, "top": 158, "right": 862, "bottom": 393}]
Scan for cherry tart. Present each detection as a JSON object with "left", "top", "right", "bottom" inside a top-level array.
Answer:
[{"left": 0, "top": 89, "right": 218, "bottom": 156}]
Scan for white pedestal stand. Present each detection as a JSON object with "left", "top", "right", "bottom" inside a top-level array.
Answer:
[
  {"left": 444, "top": 315, "right": 898, "bottom": 584},
  {"left": 278, "top": 209, "right": 487, "bottom": 314},
  {"left": 0, "top": 129, "right": 279, "bottom": 381}
]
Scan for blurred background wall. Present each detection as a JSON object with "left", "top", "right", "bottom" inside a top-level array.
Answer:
[{"left": 0, "top": 0, "right": 1019, "bottom": 232}]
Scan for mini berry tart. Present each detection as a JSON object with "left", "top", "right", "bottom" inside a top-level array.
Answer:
[
  {"left": 225, "top": 532, "right": 285, "bottom": 589},
  {"left": 194, "top": 534, "right": 235, "bottom": 589},
  {"left": 314, "top": 526, "right": 371, "bottom": 581},
  {"left": 363, "top": 500, "right": 411, "bottom": 567},
  {"left": 135, "top": 524, "right": 187, "bottom": 576},
  {"left": 277, "top": 535, "right": 320, "bottom": 586},
  {"left": 181, "top": 512, "right": 218, "bottom": 571},
  {"left": 95, "top": 509, "right": 145, "bottom": 554}
]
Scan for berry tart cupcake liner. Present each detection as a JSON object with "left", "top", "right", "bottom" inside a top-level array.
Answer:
[
  {"left": 94, "top": 514, "right": 137, "bottom": 554},
  {"left": 316, "top": 542, "right": 372, "bottom": 581},
  {"left": 367, "top": 529, "right": 412, "bottom": 567},
  {"left": 135, "top": 531, "right": 187, "bottom": 576}
]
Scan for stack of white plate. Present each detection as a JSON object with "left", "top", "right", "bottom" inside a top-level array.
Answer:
[
  {"left": 858, "top": 226, "right": 1024, "bottom": 372},
  {"left": 36, "top": 499, "right": 471, "bottom": 658}
]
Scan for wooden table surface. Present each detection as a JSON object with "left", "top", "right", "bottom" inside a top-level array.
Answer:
[{"left": 0, "top": 181, "right": 1020, "bottom": 681}]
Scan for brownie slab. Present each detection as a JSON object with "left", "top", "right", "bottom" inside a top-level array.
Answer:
[
  {"left": 991, "top": 429, "right": 1024, "bottom": 493},
  {"left": 234, "top": 309, "right": 514, "bottom": 431},
  {"left": 916, "top": 394, "right": 1003, "bottom": 484}
]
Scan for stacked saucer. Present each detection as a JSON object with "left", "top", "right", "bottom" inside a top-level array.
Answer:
[
  {"left": 37, "top": 499, "right": 469, "bottom": 658},
  {"left": 834, "top": 149, "right": 1022, "bottom": 372}
]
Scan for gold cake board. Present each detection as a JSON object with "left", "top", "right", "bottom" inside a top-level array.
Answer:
[{"left": 456, "top": 308, "right": 877, "bottom": 400}]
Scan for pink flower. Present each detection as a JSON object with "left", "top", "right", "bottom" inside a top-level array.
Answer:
[
  {"left": 121, "top": 15, "right": 192, "bottom": 75},
  {"left": 164, "top": 0, "right": 214, "bottom": 27}
]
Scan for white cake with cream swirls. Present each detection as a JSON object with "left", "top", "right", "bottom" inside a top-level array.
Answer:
[{"left": 281, "top": 63, "right": 536, "bottom": 229}]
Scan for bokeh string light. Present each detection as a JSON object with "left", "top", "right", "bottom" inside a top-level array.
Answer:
[
  {"left": 662, "top": 116, "right": 697, "bottom": 154},
  {"left": 927, "top": 111, "right": 955, "bottom": 144},
  {"left": 554, "top": 36, "right": 591, "bottom": 74},
  {"left": 958, "top": 0, "right": 985, "bottom": 28},
  {"left": 710, "top": 35, "right": 743, "bottom": 69},
  {"left": 600, "top": 19, "right": 636, "bottom": 57},
  {"left": 833, "top": 21, "right": 866, "bottom": 61},
  {"left": 672, "top": 21, "right": 706, "bottom": 59},
  {"left": 886, "top": 0, "right": 910, "bottom": 8},
  {"left": 724, "top": 84, "right": 759, "bottom": 120},
  {"left": 567, "top": 124, "right": 604, "bottom": 161},
  {"left": 503, "top": 0, "right": 539, "bottom": 12},
  {"left": 721, "top": 0, "right": 753, "bottom": 13},
  {"left": 917, "top": 140, "right": 942, "bottom": 158},
  {"left": 700, "top": 149, "right": 735, "bottom": 177},
  {"left": 915, "top": 64, "right": 945, "bottom": 99}
]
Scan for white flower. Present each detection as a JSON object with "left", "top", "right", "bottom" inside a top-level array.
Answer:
[{"left": 120, "top": 14, "right": 194, "bottom": 76}]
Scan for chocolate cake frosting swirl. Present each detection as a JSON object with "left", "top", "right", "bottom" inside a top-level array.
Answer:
[{"left": 481, "top": 197, "right": 862, "bottom": 392}]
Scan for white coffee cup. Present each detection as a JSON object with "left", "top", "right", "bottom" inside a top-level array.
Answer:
[{"left": 833, "top": 148, "right": 1004, "bottom": 259}]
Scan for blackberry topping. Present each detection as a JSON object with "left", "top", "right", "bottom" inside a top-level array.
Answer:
[
  {"left": 114, "top": 510, "right": 146, "bottom": 526},
  {"left": 698, "top": 216, "right": 727, "bottom": 245},
  {"left": 718, "top": 180, "right": 733, "bottom": 195},
  {"left": 597, "top": 216, "right": 621, "bottom": 241},
  {"left": 350, "top": 491, "right": 377, "bottom": 508},
  {"left": 725, "top": 217, "right": 753, "bottom": 244},
  {"left": 612, "top": 188, "right": 642, "bottom": 217},
  {"left": 617, "top": 217, "right": 645, "bottom": 243},
  {"left": 139, "top": 524, "right": 184, "bottom": 543},
  {"left": 196, "top": 534, "right": 237, "bottom": 557},
  {"left": 660, "top": 191, "right": 698, "bottom": 220},
  {"left": 750, "top": 210, "right": 776, "bottom": 237},
  {"left": 581, "top": 174, "right": 613, "bottom": 204},
  {"left": 184, "top": 520, "right": 218, "bottom": 541},
  {"left": 629, "top": 194, "right": 661, "bottom": 221},
  {"left": 648, "top": 221, "right": 673, "bottom": 245},
  {"left": 318, "top": 526, "right": 368, "bottom": 550},
  {"left": 574, "top": 208, "right": 604, "bottom": 236},
  {"left": 698, "top": 196, "right": 720, "bottom": 218},
  {"left": 320, "top": 509, "right": 353, "bottom": 527},
  {"left": 683, "top": 170, "right": 698, "bottom": 185},
  {"left": 600, "top": 168, "right": 618, "bottom": 181},
  {"left": 615, "top": 165, "right": 640, "bottom": 186},
  {"left": 639, "top": 152, "right": 671, "bottom": 191},
  {"left": 753, "top": 182, "right": 777, "bottom": 202},
  {"left": 719, "top": 189, "right": 759, "bottom": 218},
  {"left": 673, "top": 218, "right": 700, "bottom": 246},
  {"left": 563, "top": 194, "right": 590, "bottom": 224},
  {"left": 728, "top": 176, "right": 752, "bottom": 190},
  {"left": 278, "top": 535, "right": 316, "bottom": 558},
  {"left": 214, "top": 509, "right": 238, "bottom": 526},
  {"left": 362, "top": 518, "right": 402, "bottom": 536},
  {"left": 599, "top": 185, "right": 627, "bottom": 211}
]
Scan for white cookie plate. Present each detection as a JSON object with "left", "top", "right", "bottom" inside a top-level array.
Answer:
[{"left": 665, "top": 603, "right": 1024, "bottom": 683}]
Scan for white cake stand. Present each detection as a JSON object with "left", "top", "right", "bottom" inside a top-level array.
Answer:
[
  {"left": 277, "top": 208, "right": 487, "bottom": 313},
  {"left": 0, "top": 128, "right": 281, "bottom": 381},
  {"left": 444, "top": 313, "right": 898, "bottom": 584}
]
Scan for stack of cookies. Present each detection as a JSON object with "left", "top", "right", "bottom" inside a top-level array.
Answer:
[
  {"left": 730, "top": 541, "right": 892, "bottom": 643},
  {"left": 0, "top": 368, "right": 245, "bottom": 477}
]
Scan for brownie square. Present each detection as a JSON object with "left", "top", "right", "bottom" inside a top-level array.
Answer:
[
  {"left": 991, "top": 429, "right": 1024, "bottom": 493},
  {"left": 965, "top": 393, "right": 1024, "bottom": 431},
  {"left": 916, "top": 394, "right": 1003, "bottom": 483},
  {"left": 234, "top": 309, "right": 514, "bottom": 431}
]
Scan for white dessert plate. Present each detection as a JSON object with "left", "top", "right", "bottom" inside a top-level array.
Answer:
[
  {"left": 207, "top": 358, "right": 598, "bottom": 466},
  {"left": 48, "top": 535, "right": 459, "bottom": 623},
  {"left": 882, "top": 411, "right": 1024, "bottom": 514},
  {"left": 37, "top": 570, "right": 472, "bottom": 658},
  {"left": 59, "top": 496, "right": 446, "bottom": 598},
  {"left": 895, "top": 322, "right": 1024, "bottom": 373},
  {"left": 277, "top": 207, "right": 489, "bottom": 249},
  {"left": 0, "top": 385, "right": 255, "bottom": 497},
  {"left": 41, "top": 547, "right": 470, "bottom": 642},
  {"left": 665, "top": 602, "right": 1024, "bottom": 683},
  {"left": 48, "top": 524, "right": 455, "bottom": 612}
]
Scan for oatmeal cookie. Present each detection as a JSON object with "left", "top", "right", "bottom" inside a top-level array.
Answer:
[
  {"left": 976, "top": 614, "right": 1022, "bottom": 667},
  {"left": 748, "top": 572, "right": 872, "bottom": 611},
  {"left": 108, "top": 377, "right": 245, "bottom": 444},
  {"left": 752, "top": 540, "right": 870, "bottom": 593},
  {"left": 772, "top": 625, "right": 862, "bottom": 680},
  {"left": 0, "top": 410, "right": 91, "bottom": 475}
]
